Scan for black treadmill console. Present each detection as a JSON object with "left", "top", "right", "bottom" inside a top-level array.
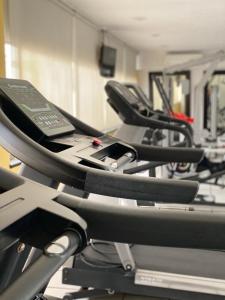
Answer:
[
  {"left": 125, "top": 83, "right": 153, "bottom": 109},
  {"left": 0, "top": 79, "right": 75, "bottom": 138},
  {"left": 110, "top": 81, "right": 140, "bottom": 106},
  {"left": 106, "top": 81, "right": 150, "bottom": 117},
  {"left": 0, "top": 78, "right": 137, "bottom": 172}
]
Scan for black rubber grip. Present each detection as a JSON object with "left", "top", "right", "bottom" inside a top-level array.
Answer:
[
  {"left": 130, "top": 143, "right": 204, "bottom": 163},
  {"left": 156, "top": 113, "right": 194, "bottom": 136},
  {"left": 84, "top": 169, "right": 198, "bottom": 203},
  {"left": 141, "top": 116, "right": 193, "bottom": 147},
  {"left": 57, "top": 194, "right": 225, "bottom": 250}
]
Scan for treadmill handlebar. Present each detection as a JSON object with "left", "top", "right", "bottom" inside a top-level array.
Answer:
[
  {"left": 84, "top": 169, "right": 198, "bottom": 203},
  {"left": 57, "top": 193, "right": 225, "bottom": 250},
  {"left": 130, "top": 143, "right": 204, "bottom": 163},
  {"left": 134, "top": 114, "right": 193, "bottom": 147},
  {"left": 0, "top": 179, "right": 223, "bottom": 300},
  {"left": 0, "top": 109, "right": 198, "bottom": 203},
  {"left": 0, "top": 99, "right": 198, "bottom": 203},
  {"left": 156, "top": 113, "right": 194, "bottom": 136},
  {"left": 105, "top": 81, "right": 193, "bottom": 146}
]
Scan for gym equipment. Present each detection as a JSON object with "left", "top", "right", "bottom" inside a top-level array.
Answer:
[
  {"left": 1, "top": 78, "right": 222, "bottom": 300},
  {"left": 3, "top": 168, "right": 225, "bottom": 300},
  {"left": 107, "top": 81, "right": 192, "bottom": 146},
  {"left": 149, "top": 74, "right": 194, "bottom": 124},
  {"left": 0, "top": 78, "right": 202, "bottom": 202},
  {"left": 163, "top": 51, "right": 225, "bottom": 143},
  {"left": 125, "top": 81, "right": 193, "bottom": 124},
  {"left": 105, "top": 80, "right": 225, "bottom": 186},
  {"left": 149, "top": 76, "right": 225, "bottom": 184}
]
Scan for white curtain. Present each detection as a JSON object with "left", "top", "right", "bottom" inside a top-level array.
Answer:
[
  {"left": 5, "top": 0, "right": 75, "bottom": 114},
  {"left": 5, "top": 0, "right": 137, "bottom": 130}
]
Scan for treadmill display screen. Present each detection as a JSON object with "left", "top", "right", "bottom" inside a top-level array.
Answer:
[{"left": 0, "top": 79, "right": 75, "bottom": 138}]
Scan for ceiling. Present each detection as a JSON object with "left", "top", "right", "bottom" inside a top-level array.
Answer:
[{"left": 60, "top": 0, "right": 225, "bottom": 53}]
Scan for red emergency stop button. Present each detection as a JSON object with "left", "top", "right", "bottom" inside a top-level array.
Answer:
[{"left": 92, "top": 138, "right": 102, "bottom": 146}]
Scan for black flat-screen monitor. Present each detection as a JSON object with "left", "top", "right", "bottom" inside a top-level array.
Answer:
[{"left": 99, "top": 45, "right": 117, "bottom": 77}]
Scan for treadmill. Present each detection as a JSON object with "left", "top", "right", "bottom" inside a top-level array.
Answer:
[
  {"left": 1, "top": 168, "right": 209, "bottom": 300},
  {"left": 1, "top": 78, "right": 225, "bottom": 299},
  {"left": 106, "top": 80, "right": 225, "bottom": 184},
  {"left": 3, "top": 170, "right": 225, "bottom": 300},
  {"left": 108, "top": 81, "right": 193, "bottom": 146},
  {"left": 125, "top": 79, "right": 192, "bottom": 145},
  {"left": 0, "top": 78, "right": 201, "bottom": 201}
]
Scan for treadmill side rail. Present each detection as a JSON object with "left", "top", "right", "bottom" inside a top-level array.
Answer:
[{"left": 135, "top": 269, "right": 225, "bottom": 296}]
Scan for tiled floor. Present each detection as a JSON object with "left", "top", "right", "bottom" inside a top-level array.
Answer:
[{"left": 46, "top": 181, "right": 225, "bottom": 299}]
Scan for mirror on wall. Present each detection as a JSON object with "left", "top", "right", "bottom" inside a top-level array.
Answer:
[
  {"left": 204, "top": 71, "right": 225, "bottom": 136},
  {"left": 149, "top": 71, "right": 191, "bottom": 116}
]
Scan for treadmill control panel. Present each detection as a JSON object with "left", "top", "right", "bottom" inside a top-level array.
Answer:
[
  {"left": 106, "top": 81, "right": 150, "bottom": 117},
  {"left": 0, "top": 79, "right": 75, "bottom": 137},
  {"left": 51, "top": 133, "right": 136, "bottom": 171},
  {"left": 0, "top": 78, "right": 137, "bottom": 172},
  {"left": 112, "top": 81, "right": 139, "bottom": 106}
]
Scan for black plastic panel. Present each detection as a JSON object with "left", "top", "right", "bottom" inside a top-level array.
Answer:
[{"left": 0, "top": 79, "right": 75, "bottom": 138}]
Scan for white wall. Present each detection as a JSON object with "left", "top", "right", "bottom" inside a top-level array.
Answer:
[
  {"left": 5, "top": 0, "right": 137, "bottom": 131},
  {"left": 137, "top": 50, "right": 167, "bottom": 99},
  {"left": 74, "top": 18, "right": 137, "bottom": 130}
]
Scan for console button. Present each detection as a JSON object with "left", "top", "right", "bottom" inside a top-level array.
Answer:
[{"left": 92, "top": 138, "right": 102, "bottom": 146}]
